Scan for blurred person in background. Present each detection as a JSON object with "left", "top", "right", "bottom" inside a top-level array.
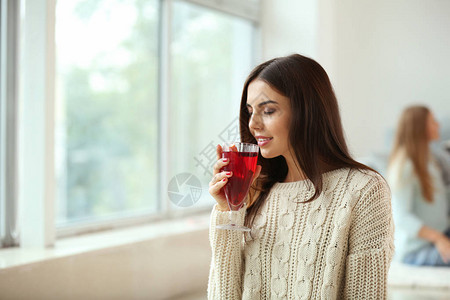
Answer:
[{"left": 388, "top": 105, "right": 450, "bottom": 266}]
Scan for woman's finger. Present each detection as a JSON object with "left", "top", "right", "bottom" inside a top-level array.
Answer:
[
  {"left": 209, "top": 171, "right": 232, "bottom": 186},
  {"left": 209, "top": 176, "right": 228, "bottom": 196},
  {"left": 216, "top": 144, "right": 223, "bottom": 161},
  {"left": 213, "top": 157, "right": 230, "bottom": 175}
]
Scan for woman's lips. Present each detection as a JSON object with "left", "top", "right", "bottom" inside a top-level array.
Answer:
[{"left": 256, "top": 137, "right": 273, "bottom": 147}]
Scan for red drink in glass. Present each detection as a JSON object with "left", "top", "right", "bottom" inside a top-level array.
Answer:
[
  {"left": 217, "top": 142, "right": 258, "bottom": 231},
  {"left": 221, "top": 151, "right": 258, "bottom": 210}
]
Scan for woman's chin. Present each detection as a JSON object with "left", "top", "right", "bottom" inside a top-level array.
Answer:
[{"left": 260, "top": 150, "right": 277, "bottom": 159}]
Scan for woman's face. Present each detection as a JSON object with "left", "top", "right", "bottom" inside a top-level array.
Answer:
[
  {"left": 427, "top": 112, "right": 440, "bottom": 142},
  {"left": 246, "top": 79, "right": 292, "bottom": 159}
]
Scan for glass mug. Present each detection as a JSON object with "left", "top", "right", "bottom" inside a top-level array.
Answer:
[{"left": 216, "top": 142, "right": 259, "bottom": 232}]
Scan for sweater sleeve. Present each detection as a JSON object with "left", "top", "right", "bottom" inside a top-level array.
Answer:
[
  {"left": 207, "top": 204, "right": 246, "bottom": 300},
  {"left": 343, "top": 177, "right": 395, "bottom": 300}
]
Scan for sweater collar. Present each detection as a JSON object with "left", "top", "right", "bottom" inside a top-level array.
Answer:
[{"left": 271, "top": 168, "right": 350, "bottom": 202}]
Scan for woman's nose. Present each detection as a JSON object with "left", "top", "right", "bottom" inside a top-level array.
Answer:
[{"left": 249, "top": 113, "right": 262, "bottom": 131}]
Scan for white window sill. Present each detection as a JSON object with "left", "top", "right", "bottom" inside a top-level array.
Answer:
[{"left": 0, "top": 212, "right": 211, "bottom": 270}]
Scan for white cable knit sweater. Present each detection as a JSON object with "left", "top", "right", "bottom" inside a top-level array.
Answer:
[{"left": 208, "top": 168, "right": 394, "bottom": 299}]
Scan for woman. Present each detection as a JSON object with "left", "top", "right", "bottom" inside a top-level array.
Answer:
[
  {"left": 388, "top": 105, "right": 450, "bottom": 266},
  {"left": 208, "top": 54, "right": 394, "bottom": 299}
]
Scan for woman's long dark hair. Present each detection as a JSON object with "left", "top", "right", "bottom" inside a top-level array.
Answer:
[{"left": 240, "top": 54, "right": 375, "bottom": 228}]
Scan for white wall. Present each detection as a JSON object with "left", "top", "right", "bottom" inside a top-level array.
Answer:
[
  {"left": 332, "top": 0, "right": 450, "bottom": 158},
  {"left": 262, "top": 0, "right": 450, "bottom": 158},
  {"left": 261, "top": 0, "right": 318, "bottom": 60}
]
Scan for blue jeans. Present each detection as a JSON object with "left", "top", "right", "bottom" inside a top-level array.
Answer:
[{"left": 403, "top": 227, "right": 450, "bottom": 267}]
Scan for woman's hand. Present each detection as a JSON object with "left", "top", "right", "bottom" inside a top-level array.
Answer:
[
  {"left": 208, "top": 144, "right": 261, "bottom": 211},
  {"left": 435, "top": 235, "right": 450, "bottom": 263},
  {"left": 419, "top": 226, "right": 450, "bottom": 263},
  {"left": 208, "top": 145, "right": 232, "bottom": 211}
]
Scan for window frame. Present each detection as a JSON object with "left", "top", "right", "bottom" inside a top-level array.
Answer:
[
  {"left": 0, "top": 0, "right": 20, "bottom": 248},
  {"left": 13, "top": 0, "right": 259, "bottom": 245}
]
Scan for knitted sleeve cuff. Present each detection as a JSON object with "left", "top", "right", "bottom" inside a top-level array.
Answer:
[
  {"left": 344, "top": 248, "right": 392, "bottom": 299},
  {"left": 211, "top": 203, "right": 247, "bottom": 226}
]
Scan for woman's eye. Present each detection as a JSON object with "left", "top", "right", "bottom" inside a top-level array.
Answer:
[{"left": 264, "top": 110, "right": 275, "bottom": 115}]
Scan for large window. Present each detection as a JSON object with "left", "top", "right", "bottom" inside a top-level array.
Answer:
[
  {"left": 0, "top": 0, "right": 258, "bottom": 246},
  {"left": 53, "top": 0, "right": 256, "bottom": 231}
]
